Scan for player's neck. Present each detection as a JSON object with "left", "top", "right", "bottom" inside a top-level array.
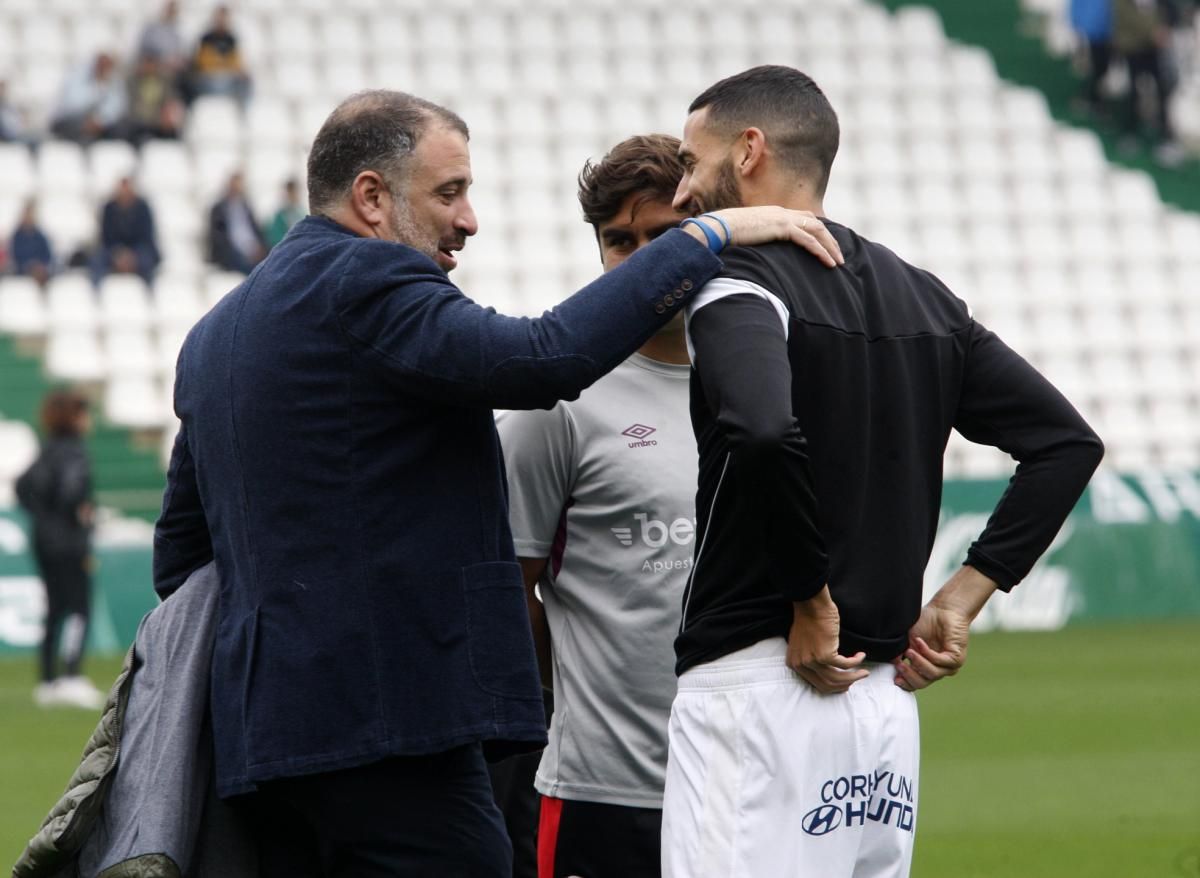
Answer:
[
  {"left": 637, "top": 330, "right": 690, "bottom": 365},
  {"left": 746, "top": 183, "right": 825, "bottom": 218}
]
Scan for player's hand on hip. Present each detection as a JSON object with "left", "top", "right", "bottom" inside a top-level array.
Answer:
[
  {"left": 787, "top": 585, "right": 869, "bottom": 695},
  {"left": 894, "top": 565, "right": 997, "bottom": 692},
  {"left": 893, "top": 603, "right": 970, "bottom": 692},
  {"left": 705, "top": 207, "right": 845, "bottom": 268}
]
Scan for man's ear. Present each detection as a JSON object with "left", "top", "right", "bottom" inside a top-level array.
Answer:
[
  {"left": 350, "top": 170, "right": 389, "bottom": 228},
  {"left": 736, "top": 127, "right": 768, "bottom": 179}
]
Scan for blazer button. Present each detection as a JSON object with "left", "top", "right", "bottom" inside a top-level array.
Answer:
[
  {"left": 655, "top": 303, "right": 667, "bottom": 314},
  {"left": 664, "top": 294, "right": 675, "bottom": 306},
  {"left": 680, "top": 279, "right": 694, "bottom": 291},
  {"left": 674, "top": 287, "right": 686, "bottom": 298}
]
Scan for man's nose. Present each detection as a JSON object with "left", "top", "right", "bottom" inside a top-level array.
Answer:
[{"left": 456, "top": 199, "right": 479, "bottom": 237}]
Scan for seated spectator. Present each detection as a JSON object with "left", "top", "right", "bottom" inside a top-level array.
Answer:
[
  {"left": 11, "top": 200, "right": 54, "bottom": 286},
  {"left": 137, "top": 0, "right": 188, "bottom": 75},
  {"left": 263, "top": 178, "right": 306, "bottom": 250},
  {"left": 208, "top": 171, "right": 267, "bottom": 273},
  {"left": 0, "top": 79, "right": 34, "bottom": 145},
  {"left": 90, "top": 177, "right": 160, "bottom": 286},
  {"left": 189, "top": 6, "right": 252, "bottom": 106},
  {"left": 50, "top": 53, "right": 129, "bottom": 144},
  {"left": 127, "top": 52, "right": 186, "bottom": 145}
]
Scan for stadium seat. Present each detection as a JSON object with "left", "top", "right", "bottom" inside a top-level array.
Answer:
[
  {"left": 45, "top": 327, "right": 105, "bottom": 381},
  {"left": 0, "top": 144, "right": 36, "bottom": 200},
  {"left": 104, "top": 327, "right": 158, "bottom": 377},
  {"left": 105, "top": 375, "right": 168, "bottom": 429},
  {"left": 138, "top": 141, "right": 193, "bottom": 196},
  {"left": 187, "top": 96, "right": 244, "bottom": 151},
  {"left": 0, "top": 277, "right": 48, "bottom": 336},
  {"left": 36, "top": 140, "right": 88, "bottom": 196},
  {"left": 0, "top": 419, "right": 39, "bottom": 485},
  {"left": 89, "top": 140, "right": 138, "bottom": 200},
  {"left": 46, "top": 273, "right": 98, "bottom": 330},
  {"left": 99, "top": 275, "right": 153, "bottom": 331}
]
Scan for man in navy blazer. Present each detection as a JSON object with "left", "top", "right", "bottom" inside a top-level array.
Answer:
[{"left": 153, "top": 90, "right": 841, "bottom": 876}]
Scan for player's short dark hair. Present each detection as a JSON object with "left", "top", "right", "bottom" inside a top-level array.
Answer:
[
  {"left": 688, "top": 65, "right": 839, "bottom": 196},
  {"left": 40, "top": 388, "right": 89, "bottom": 437},
  {"left": 306, "top": 90, "right": 468, "bottom": 212},
  {"left": 578, "top": 134, "right": 685, "bottom": 230}
]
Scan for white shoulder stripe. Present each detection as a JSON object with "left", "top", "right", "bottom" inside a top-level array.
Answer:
[{"left": 684, "top": 277, "right": 791, "bottom": 362}]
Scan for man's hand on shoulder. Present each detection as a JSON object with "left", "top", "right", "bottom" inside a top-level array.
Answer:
[
  {"left": 683, "top": 207, "right": 845, "bottom": 268},
  {"left": 787, "top": 585, "right": 869, "bottom": 694},
  {"left": 894, "top": 566, "right": 998, "bottom": 692}
]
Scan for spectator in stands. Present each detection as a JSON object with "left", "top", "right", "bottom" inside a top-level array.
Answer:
[
  {"left": 91, "top": 177, "right": 160, "bottom": 286},
  {"left": 189, "top": 5, "right": 252, "bottom": 106},
  {"left": 50, "top": 53, "right": 129, "bottom": 144},
  {"left": 15, "top": 389, "right": 104, "bottom": 711},
  {"left": 10, "top": 200, "right": 54, "bottom": 286},
  {"left": 136, "top": 0, "right": 188, "bottom": 75},
  {"left": 263, "top": 178, "right": 306, "bottom": 250},
  {"left": 127, "top": 51, "right": 186, "bottom": 145},
  {"left": 1114, "top": 0, "right": 1187, "bottom": 166},
  {"left": 1069, "top": 0, "right": 1113, "bottom": 115},
  {"left": 208, "top": 171, "right": 267, "bottom": 273},
  {"left": 0, "top": 79, "right": 34, "bottom": 145}
]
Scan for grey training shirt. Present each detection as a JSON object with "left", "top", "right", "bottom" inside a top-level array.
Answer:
[{"left": 497, "top": 352, "right": 695, "bottom": 808}]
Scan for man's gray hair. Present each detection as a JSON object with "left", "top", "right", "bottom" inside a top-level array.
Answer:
[{"left": 306, "top": 90, "right": 469, "bottom": 212}]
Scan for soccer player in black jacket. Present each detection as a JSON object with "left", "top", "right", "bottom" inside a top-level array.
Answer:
[{"left": 659, "top": 66, "right": 1104, "bottom": 878}]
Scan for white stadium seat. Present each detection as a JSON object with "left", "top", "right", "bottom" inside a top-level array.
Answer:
[
  {"left": 105, "top": 375, "right": 168, "bottom": 429},
  {"left": 46, "top": 273, "right": 98, "bottom": 330},
  {"left": 45, "top": 327, "right": 105, "bottom": 381},
  {"left": 98, "top": 274, "right": 153, "bottom": 330},
  {"left": 0, "top": 277, "right": 48, "bottom": 336}
]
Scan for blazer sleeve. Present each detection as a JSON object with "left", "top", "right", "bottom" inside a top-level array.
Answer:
[
  {"left": 334, "top": 228, "right": 721, "bottom": 411},
  {"left": 153, "top": 423, "right": 214, "bottom": 599}
]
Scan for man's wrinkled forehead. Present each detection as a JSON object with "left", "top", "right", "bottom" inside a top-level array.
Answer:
[{"left": 410, "top": 124, "right": 473, "bottom": 184}]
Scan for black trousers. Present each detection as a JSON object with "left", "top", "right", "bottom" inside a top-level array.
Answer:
[
  {"left": 1083, "top": 40, "right": 1112, "bottom": 106},
  {"left": 538, "top": 797, "right": 662, "bottom": 878},
  {"left": 1123, "top": 48, "right": 1173, "bottom": 139},
  {"left": 244, "top": 744, "right": 512, "bottom": 878},
  {"left": 34, "top": 547, "right": 90, "bottom": 682}
]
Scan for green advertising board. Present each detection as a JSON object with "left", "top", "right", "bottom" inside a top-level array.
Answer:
[
  {"left": 1, "top": 469, "right": 1197, "bottom": 656},
  {"left": 0, "top": 510, "right": 156, "bottom": 658}
]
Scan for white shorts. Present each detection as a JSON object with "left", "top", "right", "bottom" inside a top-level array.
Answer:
[{"left": 661, "top": 638, "right": 920, "bottom": 878}]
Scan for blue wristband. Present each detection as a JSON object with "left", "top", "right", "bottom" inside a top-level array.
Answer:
[
  {"left": 681, "top": 217, "right": 725, "bottom": 254},
  {"left": 700, "top": 212, "right": 732, "bottom": 249}
]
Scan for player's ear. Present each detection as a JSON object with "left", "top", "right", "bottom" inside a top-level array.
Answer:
[{"left": 737, "top": 127, "right": 767, "bottom": 178}]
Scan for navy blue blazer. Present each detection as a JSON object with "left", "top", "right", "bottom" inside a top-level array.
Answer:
[{"left": 153, "top": 216, "right": 720, "bottom": 796}]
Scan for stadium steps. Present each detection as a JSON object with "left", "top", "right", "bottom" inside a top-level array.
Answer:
[
  {"left": 0, "top": 334, "right": 165, "bottom": 522},
  {"left": 873, "top": 0, "right": 1200, "bottom": 212}
]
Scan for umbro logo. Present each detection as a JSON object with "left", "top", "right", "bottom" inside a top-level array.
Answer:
[
  {"left": 622, "top": 424, "right": 656, "bottom": 439},
  {"left": 622, "top": 424, "right": 658, "bottom": 448}
]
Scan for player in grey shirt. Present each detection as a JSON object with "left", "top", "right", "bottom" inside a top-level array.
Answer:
[{"left": 497, "top": 135, "right": 839, "bottom": 878}]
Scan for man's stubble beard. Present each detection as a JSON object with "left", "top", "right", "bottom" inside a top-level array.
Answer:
[
  {"left": 692, "top": 156, "right": 744, "bottom": 214},
  {"left": 389, "top": 199, "right": 439, "bottom": 263}
]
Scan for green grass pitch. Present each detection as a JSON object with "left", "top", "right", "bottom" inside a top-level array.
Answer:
[{"left": 2, "top": 621, "right": 1198, "bottom": 875}]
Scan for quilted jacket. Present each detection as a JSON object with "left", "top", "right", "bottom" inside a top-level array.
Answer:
[{"left": 12, "top": 562, "right": 254, "bottom": 878}]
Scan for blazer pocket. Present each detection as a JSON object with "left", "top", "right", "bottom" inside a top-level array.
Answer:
[{"left": 462, "top": 561, "right": 540, "bottom": 700}]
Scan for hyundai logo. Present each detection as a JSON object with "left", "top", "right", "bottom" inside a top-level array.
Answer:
[{"left": 802, "top": 804, "right": 843, "bottom": 836}]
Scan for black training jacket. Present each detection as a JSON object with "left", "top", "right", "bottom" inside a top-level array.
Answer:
[{"left": 676, "top": 222, "right": 1104, "bottom": 674}]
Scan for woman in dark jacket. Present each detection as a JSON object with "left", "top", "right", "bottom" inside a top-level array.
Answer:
[{"left": 15, "top": 389, "right": 103, "bottom": 709}]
